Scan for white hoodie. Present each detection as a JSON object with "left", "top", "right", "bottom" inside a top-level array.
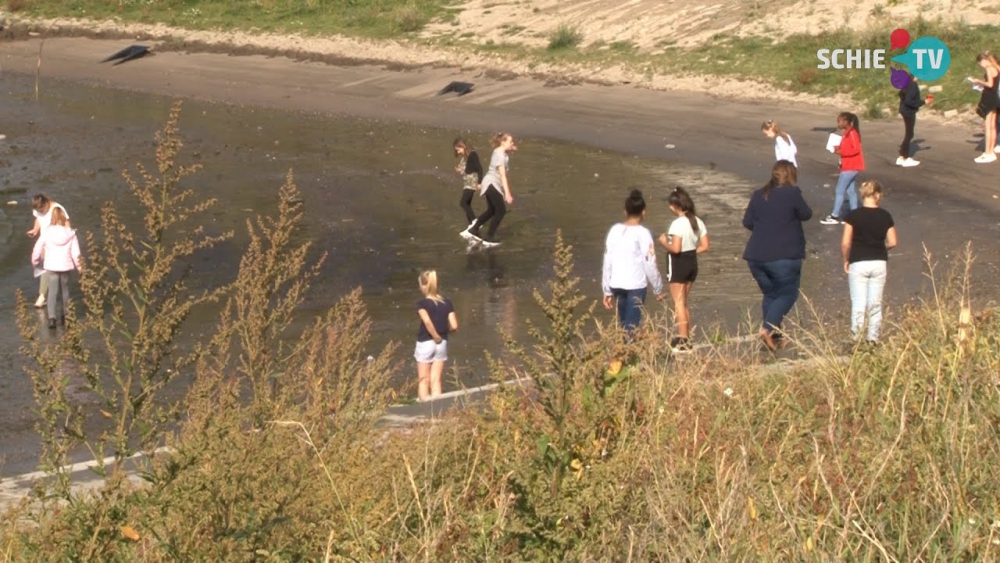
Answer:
[{"left": 32, "top": 225, "right": 81, "bottom": 273}]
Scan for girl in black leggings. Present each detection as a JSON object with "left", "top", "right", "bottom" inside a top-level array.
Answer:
[
  {"left": 462, "top": 132, "right": 516, "bottom": 247},
  {"left": 453, "top": 138, "right": 484, "bottom": 227}
]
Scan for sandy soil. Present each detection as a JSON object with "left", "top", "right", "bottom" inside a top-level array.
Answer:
[
  {"left": 424, "top": 0, "right": 1000, "bottom": 49},
  {"left": 0, "top": 1, "right": 994, "bottom": 120}
]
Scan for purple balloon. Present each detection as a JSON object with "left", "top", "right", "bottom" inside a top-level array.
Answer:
[{"left": 890, "top": 68, "right": 911, "bottom": 90}]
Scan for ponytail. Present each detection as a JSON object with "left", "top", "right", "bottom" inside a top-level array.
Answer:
[
  {"left": 667, "top": 186, "right": 699, "bottom": 234},
  {"left": 419, "top": 270, "right": 444, "bottom": 304},
  {"left": 490, "top": 132, "right": 510, "bottom": 148},
  {"left": 762, "top": 119, "right": 791, "bottom": 144}
]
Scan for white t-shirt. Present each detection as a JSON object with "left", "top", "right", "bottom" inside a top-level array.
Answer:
[
  {"left": 667, "top": 215, "right": 707, "bottom": 252},
  {"left": 480, "top": 148, "right": 509, "bottom": 195},
  {"left": 774, "top": 135, "right": 798, "bottom": 167},
  {"left": 601, "top": 223, "right": 664, "bottom": 295},
  {"left": 34, "top": 202, "right": 69, "bottom": 232}
]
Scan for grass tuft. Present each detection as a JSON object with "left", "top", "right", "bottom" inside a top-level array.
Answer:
[{"left": 547, "top": 23, "right": 583, "bottom": 51}]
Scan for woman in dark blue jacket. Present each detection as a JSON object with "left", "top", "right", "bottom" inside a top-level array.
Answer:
[
  {"left": 897, "top": 73, "right": 924, "bottom": 167},
  {"left": 743, "top": 160, "right": 813, "bottom": 351}
]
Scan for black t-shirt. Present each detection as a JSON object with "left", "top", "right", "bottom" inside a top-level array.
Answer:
[
  {"left": 845, "top": 207, "right": 895, "bottom": 263},
  {"left": 464, "top": 151, "right": 484, "bottom": 183},
  {"left": 416, "top": 297, "right": 455, "bottom": 342}
]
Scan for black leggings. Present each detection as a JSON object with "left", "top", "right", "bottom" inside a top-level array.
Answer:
[
  {"left": 459, "top": 189, "right": 476, "bottom": 223},
  {"left": 471, "top": 186, "right": 506, "bottom": 241},
  {"left": 900, "top": 112, "right": 916, "bottom": 158}
]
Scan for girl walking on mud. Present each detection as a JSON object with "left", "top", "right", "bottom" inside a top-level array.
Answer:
[
  {"left": 26, "top": 194, "right": 71, "bottom": 309},
  {"left": 822, "top": 112, "right": 864, "bottom": 225},
  {"left": 31, "top": 207, "right": 81, "bottom": 329},
  {"left": 841, "top": 181, "right": 897, "bottom": 344},
  {"left": 761, "top": 120, "right": 798, "bottom": 168},
  {"left": 462, "top": 133, "right": 516, "bottom": 247},
  {"left": 414, "top": 270, "right": 458, "bottom": 402},
  {"left": 602, "top": 189, "right": 665, "bottom": 340},
  {"left": 453, "top": 138, "right": 484, "bottom": 227},
  {"left": 658, "top": 187, "right": 709, "bottom": 354},
  {"left": 970, "top": 52, "right": 1000, "bottom": 163}
]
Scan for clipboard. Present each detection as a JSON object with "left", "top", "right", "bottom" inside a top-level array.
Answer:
[{"left": 826, "top": 133, "right": 842, "bottom": 153}]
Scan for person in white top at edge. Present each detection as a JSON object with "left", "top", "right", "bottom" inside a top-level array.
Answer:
[
  {"left": 602, "top": 189, "right": 665, "bottom": 346},
  {"left": 26, "top": 194, "right": 71, "bottom": 309},
  {"left": 761, "top": 120, "right": 797, "bottom": 168},
  {"left": 657, "top": 187, "right": 709, "bottom": 354}
]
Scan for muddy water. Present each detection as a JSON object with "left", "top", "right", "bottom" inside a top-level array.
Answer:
[{"left": 0, "top": 72, "right": 810, "bottom": 473}]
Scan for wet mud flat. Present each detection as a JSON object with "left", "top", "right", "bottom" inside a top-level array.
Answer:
[
  {"left": 0, "top": 72, "right": 781, "bottom": 475},
  {"left": 3, "top": 68, "right": 1000, "bottom": 476}
]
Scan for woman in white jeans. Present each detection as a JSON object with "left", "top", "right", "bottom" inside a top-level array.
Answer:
[{"left": 840, "top": 180, "right": 898, "bottom": 344}]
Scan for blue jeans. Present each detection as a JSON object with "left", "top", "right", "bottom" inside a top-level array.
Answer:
[
  {"left": 747, "top": 259, "right": 803, "bottom": 335},
  {"left": 612, "top": 287, "right": 647, "bottom": 338},
  {"left": 831, "top": 170, "right": 859, "bottom": 219},
  {"left": 848, "top": 260, "right": 887, "bottom": 341}
]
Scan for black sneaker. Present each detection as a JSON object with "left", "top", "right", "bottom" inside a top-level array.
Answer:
[
  {"left": 671, "top": 337, "right": 693, "bottom": 354},
  {"left": 48, "top": 318, "right": 57, "bottom": 330}
]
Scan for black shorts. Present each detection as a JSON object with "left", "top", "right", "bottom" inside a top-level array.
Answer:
[{"left": 667, "top": 251, "right": 698, "bottom": 284}]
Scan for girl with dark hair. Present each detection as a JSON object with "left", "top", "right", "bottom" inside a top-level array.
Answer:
[
  {"left": 602, "top": 189, "right": 665, "bottom": 339},
  {"left": 822, "top": 112, "right": 864, "bottom": 225},
  {"left": 743, "top": 160, "right": 812, "bottom": 351},
  {"left": 657, "top": 186, "right": 709, "bottom": 353},
  {"left": 453, "top": 138, "right": 484, "bottom": 227},
  {"left": 897, "top": 73, "right": 924, "bottom": 167},
  {"left": 970, "top": 52, "right": 1000, "bottom": 163},
  {"left": 462, "top": 132, "right": 516, "bottom": 247}
]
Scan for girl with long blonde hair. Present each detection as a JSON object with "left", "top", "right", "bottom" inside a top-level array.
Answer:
[{"left": 414, "top": 270, "right": 458, "bottom": 401}]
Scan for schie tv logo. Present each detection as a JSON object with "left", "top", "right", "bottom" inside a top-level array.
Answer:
[{"left": 816, "top": 28, "right": 951, "bottom": 90}]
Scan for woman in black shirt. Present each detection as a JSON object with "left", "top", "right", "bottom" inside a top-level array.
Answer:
[
  {"left": 453, "top": 138, "right": 484, "bottom": 227},
  {"left": 841, "top": 180, "right": 898, "bottom": 344}
]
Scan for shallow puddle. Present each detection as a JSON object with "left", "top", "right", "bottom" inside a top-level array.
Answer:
[{"left": 0, "top": 72, "right": 794, "bottom": 407}]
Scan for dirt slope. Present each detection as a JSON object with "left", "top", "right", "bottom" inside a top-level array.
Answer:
[{"left": 423, "top": 0, "right": 1000, "bottom": 50}]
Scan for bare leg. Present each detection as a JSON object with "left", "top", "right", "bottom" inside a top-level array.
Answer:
[
  {"left": 417, "top": 362, "right": 432, "bottom": 401},
  {"left": 429, "top": 360, "right": 446, "bottom": 397},
  {"left": 670, "top": 283, "right": 690, "bottom": 338},
  {"left": 988, "top": 111, "right": 998, "bottom": 154}
]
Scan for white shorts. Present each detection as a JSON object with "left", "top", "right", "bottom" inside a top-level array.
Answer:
[{"left": 414, "top": 339, "right": 448, "bottom": 363}]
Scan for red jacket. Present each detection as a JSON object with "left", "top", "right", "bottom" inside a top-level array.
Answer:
[{"left": 838, "top": 128, "right": 864, "bottom": 171}]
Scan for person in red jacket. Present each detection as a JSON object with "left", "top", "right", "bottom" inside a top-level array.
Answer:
[{"left": 821, "top": 112, "right": 865, "bottom": 225}]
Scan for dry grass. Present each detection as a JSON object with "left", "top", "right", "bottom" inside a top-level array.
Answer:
[{"left": 3, "top": 109, "right": 1000, "bottom": 561}]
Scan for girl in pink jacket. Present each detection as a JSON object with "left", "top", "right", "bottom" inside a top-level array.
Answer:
[{"left": 31, "top": 207, "right": 81, "bottom": 329}]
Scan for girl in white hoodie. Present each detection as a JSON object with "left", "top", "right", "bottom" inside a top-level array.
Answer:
[{"left": 31, "top": 207, "right": 81, "bottom": 329}]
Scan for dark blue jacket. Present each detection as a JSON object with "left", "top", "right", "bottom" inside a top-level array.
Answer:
[
  {"left": 899, "top": 80, "right": 924, "bottom": 115},
  {"left": 742, "top": 184, "right": 812, "bottom": 262}
]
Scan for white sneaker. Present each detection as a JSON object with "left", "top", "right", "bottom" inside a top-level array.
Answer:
[
  {"left": 975, "top": 153, "right": 997, "bottom": 163},
  {"left": 481, "top": 240, "right": 502, "bottom": 248},
  {"left": 819, "top": 215, "right": 841, "bottom": 225},
  {"left": 900, "top": 157, "right": 920, "bottom": 167},
  {"left": 895, "top": 156, "right": 905, "bottom": 166},
  {"left": 34, "top": 295, "right": 46, "bottom": 308},
  {"left": 994, "top": 146, "right": 1000, "bottom": 154}
]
